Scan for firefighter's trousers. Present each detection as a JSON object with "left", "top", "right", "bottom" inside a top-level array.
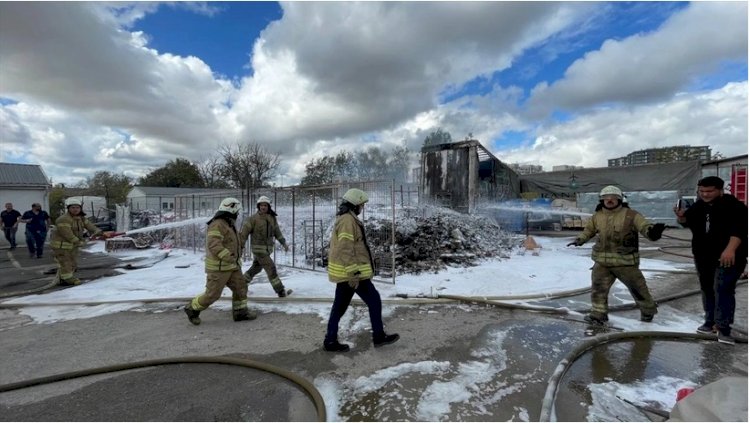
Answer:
[
  {"left": 244, "top": 254, "right": 284, "bottom": 293},
  {"left": 52, "top": 247, "right": 80, "bottom": 284},
  {"left": 589, "top": 263, "right": 657, "bottom": 320},
  {"left": 191, "top": 270, "right": 247, "bottom": 312}
]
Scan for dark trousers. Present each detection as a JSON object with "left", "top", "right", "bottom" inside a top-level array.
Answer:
[
  {"left": 25, "top": 229, "right": 46, "bottom": 257},
  {"left": 325, "top": 279, "right": 384, "bottom": 342},
  {"left": 3, "top": 226, "right": 17, "bottom": 247},
  {"left": 695, "top": 258, "right": 746, "bottom": 330}
]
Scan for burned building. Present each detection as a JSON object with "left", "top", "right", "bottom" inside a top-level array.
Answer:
[{"left": 420, "top": 140, "right": 521, "bottom": 213}]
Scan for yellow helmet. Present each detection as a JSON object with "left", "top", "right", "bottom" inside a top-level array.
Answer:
[
  {"left": 64, "top": 197, "right": 82, "bottom": 207},
  {"left": 599, "top": 185, "right": 623, "bottom": 199},
  {"left": 342, "top": 188, "right": 368, "bottom": 206},
  {"left": 256, "top": 196, "right": 272, "bottom": 206},
  {"left": 218, "top": 197, "right": 242, "bottom": 214}
]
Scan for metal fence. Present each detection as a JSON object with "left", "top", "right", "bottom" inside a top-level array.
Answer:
[{"left": 119, "top": 181, "right": 420, "bottom": 283}]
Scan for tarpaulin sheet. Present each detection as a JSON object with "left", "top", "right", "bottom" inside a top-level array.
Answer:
[{"left": 520, "top": 160, "right": 702, "bottom": 198}]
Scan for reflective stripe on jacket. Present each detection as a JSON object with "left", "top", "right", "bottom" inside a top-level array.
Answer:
[
  {"left": 239, "top": 212, "right": 286, "bottom": 256},
  {"left": 50, "top": 213, "right": 101, "bottom": 250},
  {"left": 327, "top": 212, "right": 374, "bottom": 283},
  {"left": 205, "top": 218, "right": 241, "bottom": 272},
  {"left": 576, "top": 207, "right": 651, "bottom": 267}
]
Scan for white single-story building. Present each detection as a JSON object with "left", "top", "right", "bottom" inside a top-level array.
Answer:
[
  {"left": 0, "top": 162, "right": 52, "bottom": 246},
  {"left": 126, "top": 186, "right": 235, "bottom": 212},
  {"left": 0, "top": 162, "right": 51, "bottom": 213}
]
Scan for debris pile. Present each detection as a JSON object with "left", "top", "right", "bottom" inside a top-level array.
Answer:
[{"left": 364, "top": 206, "right": 518, "bottom": 274}]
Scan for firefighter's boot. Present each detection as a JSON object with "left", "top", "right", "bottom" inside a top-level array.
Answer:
[
  {"left": 233, "top": 308, "right": 257, "bottom": 322},
  {"left": 184, "top": 305, "right": 201, "bottom": 325},
  {"left": 59, "top": 277, "right": 81, "bottom": 287}
]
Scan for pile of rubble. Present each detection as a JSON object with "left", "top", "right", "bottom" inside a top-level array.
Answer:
[{"left": 365, "top": 206, "right": 518, "bottom": 274}]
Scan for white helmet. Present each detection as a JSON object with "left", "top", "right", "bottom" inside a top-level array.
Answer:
[
  {"left": 218, "top": 197, "right": 242, "bottom": 214},
  {"left": 599, "top": 185, "right": 623, "bottom": 199},
  {"left": 65, "top": 197, "right": 82, "bottom": 207},
  {"left": 256, "top": 196, "right": 271, "bottom": 206},
  {"left": 343, "top": 188, "right": 368, "bottom": 206}
]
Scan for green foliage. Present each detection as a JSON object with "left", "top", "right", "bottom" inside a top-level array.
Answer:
[
  {"left": 301, "top": 151, "right": 356, "bottom": 185},
  {"left": 300, "top": 143, "right": 413, "bottom": 185},
  {"left": 138, "top": 158, "right": 204, "bottom": 188},
  {"left": 423, "top": 128, "right": 452, "bottom": 147},
  {"left": 84, "top": 171, "right": 133, "bottom": 207},
  {"left": 48, "top": 185, "right": 67, "bottom": 218}
]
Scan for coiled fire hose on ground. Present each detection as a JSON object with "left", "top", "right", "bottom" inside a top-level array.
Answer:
[
  {"left": 537, "top": 331, "right": 747, "bottom": 422},
  {"left": 0, "top": 356, "right": 327, "bottom": 422}
]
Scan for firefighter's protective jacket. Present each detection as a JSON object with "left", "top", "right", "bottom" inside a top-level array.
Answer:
[
  {"left": 205, "top": 217, "right": 241, "bottom": 272},
  {"left": 50, "top": 213, "right": 102, "bottom": 250},
  {"left": 328, "top": 211, "right": 374, "bottom": 283},
  {"left": 239, "top": 212, "right": 286, "bottom": 256},
  {"left": 575, "top": 206, "right": 653, "bottom": 267}
]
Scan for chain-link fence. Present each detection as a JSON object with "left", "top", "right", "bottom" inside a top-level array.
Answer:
[{"left": 116, "top": 181, "right": 418, "bottom": 283}]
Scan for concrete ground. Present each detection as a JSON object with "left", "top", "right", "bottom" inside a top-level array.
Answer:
[{"left": 0, "top": 230, "right": 747, "bottom": 421}]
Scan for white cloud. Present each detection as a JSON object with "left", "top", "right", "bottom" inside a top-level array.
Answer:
[
  {"left": 528, "top": 2, "right": 748, "bottom": 113},
  {"left": 497, "top": 81, "right": 748, "bottom": 169},
  {"left": 0, "top": 2, "right": 746, "bottom": 186}
]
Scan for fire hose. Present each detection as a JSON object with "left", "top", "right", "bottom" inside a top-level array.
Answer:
[{"left": 0, "top": 356, "right": 326, "bottom": 422}]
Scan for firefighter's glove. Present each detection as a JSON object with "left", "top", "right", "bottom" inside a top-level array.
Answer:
[
  {"left": 647, "top": 223, "right": 666, "bottom": 241},
  {"left": 282, "top": 243, "right": 289, "bottom": 252},
  {"left": 567, "top": 239, "right": 584, "bottom": 247},
  {"left": 348, "top": 279, "right": 359, "bottom": 290}
]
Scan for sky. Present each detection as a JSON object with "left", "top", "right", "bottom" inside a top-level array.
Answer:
[
  {"left": 0, "top": 2, "right": 747, "bottom": 186},
  {"left": 2, "top": 235, "right": 708, "bottom": 421}
]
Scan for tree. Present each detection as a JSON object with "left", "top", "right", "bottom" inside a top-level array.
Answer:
[
  {"left": 197, "top": 155, "right": 231, "bottom": 188},
  {"left": 423, "top": 128, "right": 452, "bottom": 147},
  {"left": 300, "top": 145, "right": 415, "bottom": 186},
  {"left": 387, "top": 143, "right": 412, "bottom": 183},
  {"left": 139, "top": 158, "right": 204, "bottom": 188},
  {"left": 355, "top": 146, "right": 389, "bottom": 180},
  {"left": 84, "top": 171, "right": 133, "bottom": 207},
  {"left": 48, "top": 184, "right": 68, "bottom": 218},
  {"left": 218, "top": 142, "right": 281, "bottom": 191},
  {"left": 300, "top": 151, "right": 355, "bottom": 186}
]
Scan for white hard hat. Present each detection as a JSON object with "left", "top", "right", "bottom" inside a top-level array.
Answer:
[
  {"left": 256, "top": 196, "right": 271, "bottom": 206},
  {"left": 65, "top": 197, "right": 82, "bottom": 207},
  {"left": 218, "top": 197, "right": 242, "bottom": 214},
  {"left": 599, "top": 185, "right": 623, "bottom": 199},
  {"left": 342, "top": 188, "right": 369, "bottom": 206}
]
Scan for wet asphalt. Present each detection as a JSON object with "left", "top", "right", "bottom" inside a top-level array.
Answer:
[{"left": 0, "top": 230, "right": 747, "bottom": 421}]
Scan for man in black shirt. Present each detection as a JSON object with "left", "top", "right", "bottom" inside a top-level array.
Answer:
[
  {"left": 21, "top": 203, "right": 52, "bottom": 258},
  {"left": 674, "top": 176, "right": 748, "bottom": 344},
  {"left": 1, "top": 202, "right": 21, "bottom": 249}
]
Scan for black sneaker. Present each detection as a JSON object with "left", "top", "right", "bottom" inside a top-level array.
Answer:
[
  {"left": 374, "top": 333, "right": 400, "bottom": 348},
  {"left": 696, "top": 323, "right": 716, "bottom": 335},
  {"left": 324, "top": 340, "right": 350, "bottom": 352},
  {"left": 717, "top": 328, "right": 735, "bottom": 345},
  {"left": 184, "top": 305, "right": 201, "bottom": 326}
]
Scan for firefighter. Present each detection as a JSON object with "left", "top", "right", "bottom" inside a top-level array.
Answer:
[
  {"left": 567, "top": 185, "right": 665, "bottom": 324},
  {"left": 50, "top": 198, "right": 103, "bottom": 286},
  {"left": 324, "top": 188, "right": 399, "bottom": 352},
  {"left": 239, "top": 196, "right": 290, "bottom": 297},
  {"left": 184, "top": 198, "right": 253, "bottom": 325}
]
